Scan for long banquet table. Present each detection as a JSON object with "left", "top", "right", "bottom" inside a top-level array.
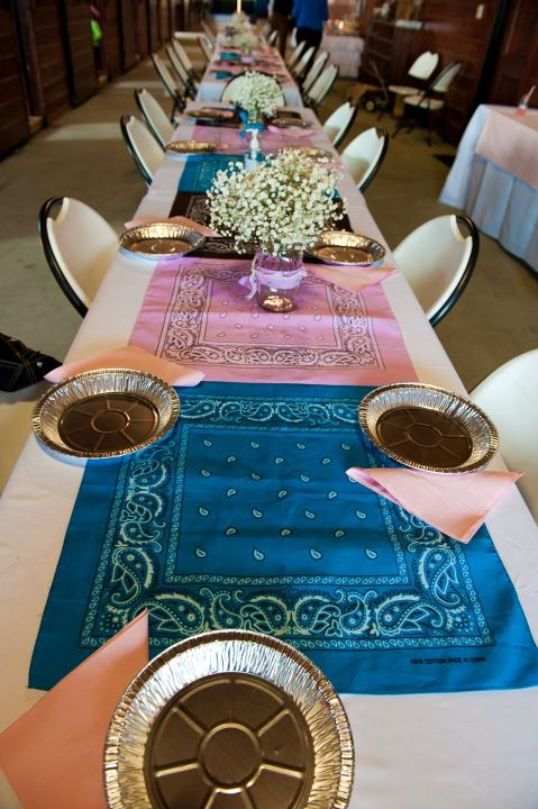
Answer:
[{"left": 1, "top": 96, "right": 538, "bottom": 809}]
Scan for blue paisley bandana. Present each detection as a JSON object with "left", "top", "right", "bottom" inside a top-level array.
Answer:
[{"left": 30, "top": 382, "right": 538, "bottom": 692}]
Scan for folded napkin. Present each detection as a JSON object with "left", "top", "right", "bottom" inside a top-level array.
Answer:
[
  {"left": 267, "top": 124, "right": 313, "bottom": 139},
  {"left": 123, "top": 214, "right": 218, "bottom": 237},
  {"left": 45, "top": 344, "right": 204, "bottom": 387},
  {"left": 0, "top": 614, "right": 148, "bottom": 809},
  {"left": 308, "top": 263, "right": 395, "bottom": 294},
  {"left": 213, "top": 70, "right": 234, "bottom": 79},
  {"left": 346, "top": 466, "right": 522, "bottom": 542}
]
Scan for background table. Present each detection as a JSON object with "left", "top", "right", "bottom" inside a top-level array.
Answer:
[
  {"left": 1, "top": 107, "right": 538, "bottom": 809},
  {"left": 440, "top": 104, "right": 538, "bottom": 274},
  {"left": 321, "top": 30, "right": 364, "bottom": 79}
]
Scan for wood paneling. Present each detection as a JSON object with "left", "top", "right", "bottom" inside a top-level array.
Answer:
[
  {"left": 32, "top": 0, "right": 70, "bottom": 119},
  {"left": 0, "top": 0, "right": 30, "bottom": 156},
  {"left": 119, "top": 0, "right": 139, "bottom": 71},
  {"left": 63, "top": 0, "right": 97, "bottom": 104},
  {"left": 148, "top": 0, "right": 160, "bottom": 51},
  {"left": 134, "top": 0, "right": 149, "bottom": 56},
  {"left": 159, "top": 0, "right": 170, "bottom": 42},
  {"left": 489, "top": 0, "right": 538, "bottom": 106},
  {"left": 360, "top": 20, "right": 423, "bottom": 86},
  {"left": 102, "top": 0, "right": 122, "bottom": 77}
]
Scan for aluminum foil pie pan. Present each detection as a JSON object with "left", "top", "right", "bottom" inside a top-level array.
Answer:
[
  {"left": 359, "top": 382, "right": 498, "bottom": 473},
  {"left": 120, "top": 222, "right": 205, "bottom": 261},
  {"left": 33, "top": 369, "right": 180, "bottom": 460},
  {"left": 104, "top": 630, "right": 354, "bottom": 809},
  {"left": 310, "top": 231, "right": 386, "bottom": 266},
  {"left": 165, "top": 140, "right": 217, "bottom": 156}
]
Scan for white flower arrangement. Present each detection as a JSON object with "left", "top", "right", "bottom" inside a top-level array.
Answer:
[
  {"left": 233, "top": 29, "right": 259, "bottom": 53},
  {"left": 207, "top": 150, "right": 343, "bottom": 256},
  {"left": 232, "top": 71, "right": 282, "bottom": 119}
]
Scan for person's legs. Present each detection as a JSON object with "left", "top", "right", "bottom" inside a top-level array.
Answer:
[
  {"left": 270, "top": 12, "right": 289, "bottom": 58},
  {"left": 295, "top": 27, "right": 322, "bottom": 73}
]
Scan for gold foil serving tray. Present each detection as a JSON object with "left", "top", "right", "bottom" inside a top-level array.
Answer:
[
  {"left": 311, "top": 231, "right": 386, "bottom": 266},
  {"left": 359, "top": 382, "right": 498, "bottom": 473},
  {"left": 33, "top": 369, "right": 180, "bottom": 460},
  {"left": 120, "top": 222, "right": 205, "bottom": 261},
  {"left": 165, "top": 140, "right": 217, "bottom": 155},
  {"left": 271, "top": 117, "right": 312, "bottom": 129},
  {"left": 104, "top": 631, "right": 354, "bottom": 809}
]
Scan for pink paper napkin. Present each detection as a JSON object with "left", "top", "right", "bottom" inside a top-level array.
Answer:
[
  {"left": 123, "top": 214, "right": 218, "bottom": 237},
  {"left": 308, "top": 264, "right": 395, "bottom": 294},
  {"left": 0, "top": 613, "right": 148, "bottom": 809},
  {"left": 267, "top": 124, "right": 313, "bottom": 139},
  {"left": 346, "top": 466, "right": 522, "bottom": 542},
  {"left": 45, "top": 344, "right": 204, "bottom": 387}
]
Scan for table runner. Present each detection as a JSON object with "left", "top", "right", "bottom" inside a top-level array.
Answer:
[
  {"left": 130, "top": 256, "right": 415, "bottom": 385},
  {"left": 29, "top": 381, "right": 538, "bottom": 694}
]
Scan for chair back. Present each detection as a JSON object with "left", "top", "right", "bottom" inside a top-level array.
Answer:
[
  {"left": 322, "top": 101, "right": 358, "bottom": 149},
  {"left": 120, "top": 114, "right": 163, "bottom": 185},
  {"left": 431, "top": 61, "right": 462, "bottom": 94},
  {"left": 341, "top": 126, "right": 388, "bottom": 191},
  {"left": 166, "top": 44, "right": 195, "bottom": 98},
  {"left": 408, "top": 51, "right": 439, "bottom": 80},
  {"left": 152, "top": 53, "right": 180, "bottom": 99},
  {"left": 134, "top": 88, "right": 174, "bottom": 147},
  {"left": 172, "top": 39, "right": 195, "bottom": 75},
  {"left": 221, "top": 73, "right": 285, "bottom": 106},
  {"left": 291, "top": 46, "right": 314, "bottom": 78},
  {"left": 471, "top": 350, "right": 538, "bottom": 521},
  {"left": 306, "top": 64, "right": 339, "bottom": 107},
  {"left": 199, "top": 35, "right": 213, "bottom": 62},
  {"left": 267, "top": 29, "right": 279, "bottom": 48},
  {"left": 302, "top": 51, "right": 329, "bottom": 95},
  {"left": 202, "top": 20, "right": 216, "bottom": 47},
  {"left": 287, "top": 38, "right": 305, "bottom": 69},
  {"left": 393, "top": 215, "right": 479, "bottom": 326},
  {"left": 38, "top": 197, "right": 118, "bottom": 316}
]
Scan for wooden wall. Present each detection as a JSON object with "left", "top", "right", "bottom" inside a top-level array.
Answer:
[
  {"left": 63, "top": 0, "right": 97, "bottom": 104},
  {"left": 0, "top": 0, "right": 30, "bottom": 157},
  {"left": 488, "top": 0, "right": 538, "bottom": 107},
  {"left": 148, "top": 0, "right": 160, "bottom": 51},
  {"left": 134, "top": 0, "right": 149, "bottom": 57},
  {"left": 32, "top": 0, "right": 70, "bottom": 119},
  {"left": 102, "top": 0, "right": 122, "bottom": 78},
  {"left": 119, "top": 0, "right": 139, "bottom": 71}
]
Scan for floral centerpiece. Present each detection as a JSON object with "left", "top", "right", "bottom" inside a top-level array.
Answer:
[
  {"left": 207, "top": 150, "right": 343, "bottom": 311},
  {"left": 233, "top": 71, "right": 282, "bottom": 124},
  {"left": 233, "top": 28, "right": 259, "bottom": 54}
]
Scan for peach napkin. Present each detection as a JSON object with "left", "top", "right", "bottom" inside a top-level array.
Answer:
[
  {"left": 308, "top": 264, "right": 395, "bottom": 294},
  {"left": 123, "top": 214, "right": 218, "bottom": 237},
  {"left": 0, "top": 613, "right": 148, "bottom": 809},
  {"left": 346, "top": 467, "right": 522, "bottom": 542},
  {"left": 267, "top": 124, "right": 313, "bottom": 139},
  {"left": 45, "top": 344, "right": 204, "bottom": 387}
]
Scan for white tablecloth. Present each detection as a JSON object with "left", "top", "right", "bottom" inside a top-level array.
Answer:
[
  {"left": 1, "top": 108, "right": 538, "bottom": 809},
  {"left": 321, "top": 32, "right": 364, "bottom": 78},
  {"left": 440, "top": 104, "right": 538, "bottom": 273}
]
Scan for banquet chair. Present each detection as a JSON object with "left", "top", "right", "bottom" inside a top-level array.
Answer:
[
  {"left": 388, "top": 51, "right": 439, "bottom": 104},
  {"left": 151, "top": 53, "right": 186, "bottom": 117},
  {"left": 291, "top": 46, "right": 314, "bottom": 80},
  {"left": 134, "top": 88, "right": 174, "bottom": 148},
  {"left": 393, "top": 215, "right": 479, "bottom": 326},
  {"left": 302, "top": 51, "right": 329, "bottom": 97},
  {"left": 322, "top": 101, "right": 359, "bottom": 149},
  {"left": 394, "top": 61, "right": 462, "bottom": 145},
  {"left": 341, "top": 126, "right": 388, "bottom": 192},
  {"left": 120, "top": 114, "right": 164, "bottom": 186},
  {"left": 199, "top": 35, "right": 213, "bottom": 64},
  {"left": 166, "top": 44, "right": 197, "bottom": 99},
  {"left": 286, "top": 39, "right": 305, "bottom": 70},
  {"left": 471, "top": 350, "right": 538, "bottom": 522},
  {"left": 38, "top": 197, "right": 119, "bottom": 317},
  {"left": 304, "top": 64, "right": 339, "bottom": 109},
  {"left": 171, "top": 39, "right": 197, "bottom": 80},
  {"left": 267, "top": 30, "right": 279, "bottom": 48},
  {"left": 221, "top": 74, "right": 285, "bottom": 107},
  {"left": 201, "top": 19, "right": 216, "bottom": 48}
]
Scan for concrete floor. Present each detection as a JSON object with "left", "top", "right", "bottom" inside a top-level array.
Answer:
[{"left": 0, "top": 53, "right": 536, "bottom": 390}]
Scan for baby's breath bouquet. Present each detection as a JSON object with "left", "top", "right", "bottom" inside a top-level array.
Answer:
[
  {"left": 233, "top": 29, "right": 259, "bottom": 53},
  {"left": 207, "top": 150, "right": 343, "bottom": 256},
  {"left": 233, "top": 71, "right": 282, "bottom": 120}
]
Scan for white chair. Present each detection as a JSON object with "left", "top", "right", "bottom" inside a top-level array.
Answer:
[
  {"left": 151, "top": 53, "right": 185, "bottom": 115},
  {"left": 286, "top": 38, "right": 305, "bottom": 70},
  {"left": 267, "top": 29, "right": 279, "bottom": 48},
  {"left": 171, "top": 39, "right": 196, "bottom": 78},
  {"left": 291, "top": 46, "right": 314, "bottom": 79},
  {"left": 120, "top": 114, "right": 163, "bottom": 185},
  {"left": 134, "top": 88, "right": 174, "bottom": 148},
  {"left": 304, "top": 64, "right": 339, "bottom": 108},
  {"left": 388, "top": 51, "right": 439, "bottom": 98},
  {"left": 341, "top": 126, "right": 388, "bottom": 192},
  {"left": 38, "top": 197, "right": 118, "bottom": 316},
  {"left": 221, "top": 74, "right": 285, "bottom": 106},
  {"left": 199, "top": 35, "right": 213, "bottom": 63},
  {"left": 471, "top": 350, "right": 538, "bottom": 522},
  {"left": 302, "top": 50, "right": 329, "bottom": 96},
  {"left": 201, "top": 19, "right": 216, "bottom": 48},
  {"left": 322, "top": 101, "right": 358, "bottom": 149},
  {"left": 393, "top": 215, "right": 479, "bottom": 326},
  {"left": 395, "top": 61, "right": 462, "bottom": 145},
  {"left": 166, "top": 44, "right": 197, "bottom": 98}
]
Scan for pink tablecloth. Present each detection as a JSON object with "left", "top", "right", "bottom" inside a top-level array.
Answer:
[
  {"left": 475, "top": 107, "right": 538, "bottom": 191},
  {"left": 130, "top": 257, "right": 416, "bottom": 385}
]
